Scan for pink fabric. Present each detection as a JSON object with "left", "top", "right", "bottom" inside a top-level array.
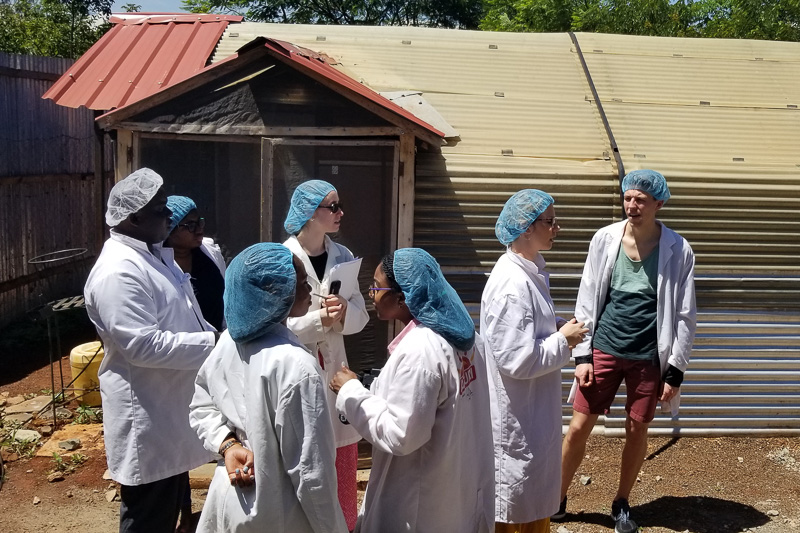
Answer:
[
  {"left": 387, "top": 319, "right": 420, "bottom": 356},
  {"left": 336, "top": 443, "right": 359, "bottom": 531}
]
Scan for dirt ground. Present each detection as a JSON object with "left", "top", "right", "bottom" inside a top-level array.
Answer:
[{"left": 2, "top": 355, "right": 800, "bottom": 533}]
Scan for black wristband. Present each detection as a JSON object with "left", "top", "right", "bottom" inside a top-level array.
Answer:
[
  {"left": 574, "top": 355, "right": 593, "bottom": 366},
  {"left": 663, "top": 364, "right": 684, "bottom": 387}
]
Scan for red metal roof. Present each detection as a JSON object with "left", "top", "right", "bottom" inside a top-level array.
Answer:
[
  {"left": 97, "top": 36, "right": 445, "bottom": 140},
  {"left": 42, "top": 13, "right": 242, "bottom": 110}
]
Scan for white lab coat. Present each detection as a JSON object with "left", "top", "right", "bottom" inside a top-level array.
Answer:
[
  {"left": 283, "top": 235, "right": 369, "bottom": 448},
  {"left": 200, "top": 237, "right": 226, "bottom": 278},
  {"left": 569, "top": 219, "right": 697, "bottom": 416},
  {"left": 84, "top": 231, "right": 216, "bottom": 486},
  {"left": 336, "top": 322, "right": 495, "bottom": 533},
  {"left": 189, "top": 327, "right": 347, "bottom": 533},
  {"left": 480, "top": 250, "right": 570, "bottom": 523}
]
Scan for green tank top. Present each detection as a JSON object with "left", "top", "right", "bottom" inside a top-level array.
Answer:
[{"left": 593, "top": 244, "right": 659, "bottom": 361}]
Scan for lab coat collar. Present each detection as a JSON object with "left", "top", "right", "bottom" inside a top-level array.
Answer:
[
  {"left": 284, "top": 234, "right": 345, "bottom": 284},
  {"left": 504, "top": 249, "right": 550, "bottom": 288},
  {"left": 110, "top": 230, "right": 187, "bottom": 285},
  {"left": 110, "top": 229, "right": 162, "bottom": 258},
  {"left": 387, "top": 319, "right": 420, "bottom": 356},
  {"left": 273, "top": 322, "right": 311, "bottom": 353}
]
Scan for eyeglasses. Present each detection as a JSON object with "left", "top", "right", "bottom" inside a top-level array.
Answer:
[
  {"left": 178, "top": 218, "right": 205, "bottom": 233},
  {"left": 368, "top": 284, "right": 394, "bottom": 298},
  {"left": 317, "top": 202, "right": 344, "bottom": 214},
  {"left": 534, "top": 217, "right": 558, "bottom": 228}
]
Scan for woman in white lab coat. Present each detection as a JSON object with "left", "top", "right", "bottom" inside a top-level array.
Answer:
[
  {"left": 480, "top": 190, "right": 587, "bottom": 532},
  {"left": 330, "top": 248, "right": 495, "bottom": 533},
  {"left": 190, "top": 242, "right": 348, "bottom": 533},
  {"left": 283, "top": 179, "right": 369, "bottom": 530}
]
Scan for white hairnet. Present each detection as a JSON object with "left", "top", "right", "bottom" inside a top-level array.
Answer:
[
  {"left": 494, "top": 189, "right": 554, "bottom": 246},
  {"left": 105, "top": 168, "right": 164, "bottom": 227},
  {"left": 622, "top": 169, "right": 671, "bottom": 202}
]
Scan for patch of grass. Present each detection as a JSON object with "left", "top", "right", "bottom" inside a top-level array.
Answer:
[
  {"left": 72, "top": 405, "right": 102, "bottom": 424},
  {"left": 0, "top": 428, "right": 39, "bottom": 460},
  {"left": 50, "top": 452, "right": 88, "bottom": 474}
]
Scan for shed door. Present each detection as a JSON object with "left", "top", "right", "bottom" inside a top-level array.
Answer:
[{"left": 261, "top": 138, "right": 399, "bottom": 372}]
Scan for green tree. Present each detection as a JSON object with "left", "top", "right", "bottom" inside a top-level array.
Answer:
[
  {"left": 121, "top": 2, "right": 141, "bottom": 10},
  {"left": 481, "top": 0, "right": 800, "bottom": 41},
  {"left": 183, "top": 0, "right": 484, "bottom": 28},
  {"left": 0, "top": 0, "right": 111, "bottom": 58}
]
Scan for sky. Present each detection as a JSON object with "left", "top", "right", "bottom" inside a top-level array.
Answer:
[{"left": 111, "top": 0, "right": 189, "bottom": 14}]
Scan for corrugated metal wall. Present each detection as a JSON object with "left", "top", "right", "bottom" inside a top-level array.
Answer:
[{"left": 0, "top": 52, "right": 111, "bottom": 326}]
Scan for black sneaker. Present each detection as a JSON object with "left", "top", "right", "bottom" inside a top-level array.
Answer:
[
  {"left": 551, "top": 496, "right": 568, "bottom": 521},
  {"left": 611, "top": 498, "right": 638, "bottom": 533}
]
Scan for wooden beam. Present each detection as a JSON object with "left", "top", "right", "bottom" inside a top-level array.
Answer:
[
  {"left": 117, "top": 122, "right": 404, "bottom": 137},
  {"left": 116, "top": 129, "right": 133, "bottom": 182},
  {"left": 397, "top": 134, "right": 416, "bottom": 249},
  {"left": 260, "top": 139, "right": 274, "bottom": 242},
  {"left": 140, "top": 132, "right": 259, "bottom": 144}
]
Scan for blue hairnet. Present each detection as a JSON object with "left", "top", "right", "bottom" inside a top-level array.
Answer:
[
  {"left": 224, "top": 243, "right": 296, "bottom": 343},
  {"left": 166, "top": 195, "right": 197, "bottom": 233},
  {"left": 622, "top": 169, "right": 671, "bottom": 202},
  {"left": 494, "top": 189, "right": 554, "bottom": 246},
  {"left": 392, "top": 248, "right": 475, "bottom": 352},
  {"left": 283, "top": 180, "right": 337, "bottom": 235},
  {"left": 106, "top": 168, "right": 163, "bottom": 227}
]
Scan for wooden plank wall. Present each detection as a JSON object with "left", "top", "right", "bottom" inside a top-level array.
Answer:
[{"left": 0, "top": 52, "right": 112, "bottom": 326}]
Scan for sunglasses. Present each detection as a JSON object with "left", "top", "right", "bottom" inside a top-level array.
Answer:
[
  {"left": 178, "top": 218, "right": 205, "bottom": 233},
  {"left": 317, "top": 202, "right": 344, "bottom": 214}
]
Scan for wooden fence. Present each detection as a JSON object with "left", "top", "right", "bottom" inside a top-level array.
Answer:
[{"left": 0, "top": 52, "right": 112, "bottom": 326}]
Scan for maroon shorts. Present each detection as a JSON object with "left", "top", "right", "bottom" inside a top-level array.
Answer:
[{"left": 573, "top": 348, "right": 662, "bottom": 423}]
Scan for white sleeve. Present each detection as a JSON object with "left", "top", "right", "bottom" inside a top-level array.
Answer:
[
  {"left": 483, "top": 293, "right": 569, "bottom": 379},
  {"left": 286, "top": 310, "right": 326, "bottom": 345},
  {"left": 573, "top": 234, "right": 602, "bottom": 358},
  {"left": 276, "top": 371, "right": 348, "bottom": 533},
  {"left": 336, "top": 360, "right": 440, "bottom": 457},
  {"left": 668, "top": 244, "right": 696, "bottom": 373},
  {"left": 189, "top": 357, "right": 233, "bottom": 456},
  {"left": 91, "top": 268, "right": 215, "bottom": 370}
]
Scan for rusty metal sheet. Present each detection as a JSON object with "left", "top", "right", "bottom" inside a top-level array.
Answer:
[{"left": 42, "top": 14, "right": 242, "bottom": 110}]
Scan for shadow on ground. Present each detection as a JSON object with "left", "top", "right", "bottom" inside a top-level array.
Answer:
[
  {"left": 0, "top": 311, "right": 96, "bottom": 387},
  {"left": 564, "top": 496, "right": 769, "bottom": 532}
]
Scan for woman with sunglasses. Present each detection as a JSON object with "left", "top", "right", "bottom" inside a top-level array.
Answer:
[
  {"left": 480, "top": 190, "right": 587, "bottom": 533},
  {"left": 330, "top": 248, "right": 495, "bottom": 533},
  {"left": 164, "top": 196, "right": 226, "bottom": 332},
  {"left": 283, "top": 179, "right": 369, "bottom": 531}
]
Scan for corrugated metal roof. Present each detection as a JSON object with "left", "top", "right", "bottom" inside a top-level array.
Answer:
[
  {"left": 42, "top": 13, "right": 242, "bottom": 110},
  {"left": 214, "top": 25, "right": 614, "bottom": 164},
  {"left": 250, "top": 38, "right": 446, "bottom": 139}
]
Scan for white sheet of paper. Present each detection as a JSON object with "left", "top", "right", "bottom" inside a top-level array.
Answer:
[{"left": 329, "top": 258, "right": 363, "bottom": 299}]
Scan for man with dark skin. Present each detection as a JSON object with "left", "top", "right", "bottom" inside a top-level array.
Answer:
[{"left": 85, "top": 168, "right": 220, "bottom": 533}]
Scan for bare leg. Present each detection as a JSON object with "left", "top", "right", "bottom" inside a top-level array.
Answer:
[
  {"left": 615, "top": 416, "right": 650, "bottom": 502},
  {"left": 560, "top": 410, "right": 600, "bottom": 500}
]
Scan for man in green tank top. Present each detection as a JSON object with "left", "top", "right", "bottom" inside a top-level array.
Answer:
[{"left": 553, "top": 170, "right": 696, "bottom": 533}]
